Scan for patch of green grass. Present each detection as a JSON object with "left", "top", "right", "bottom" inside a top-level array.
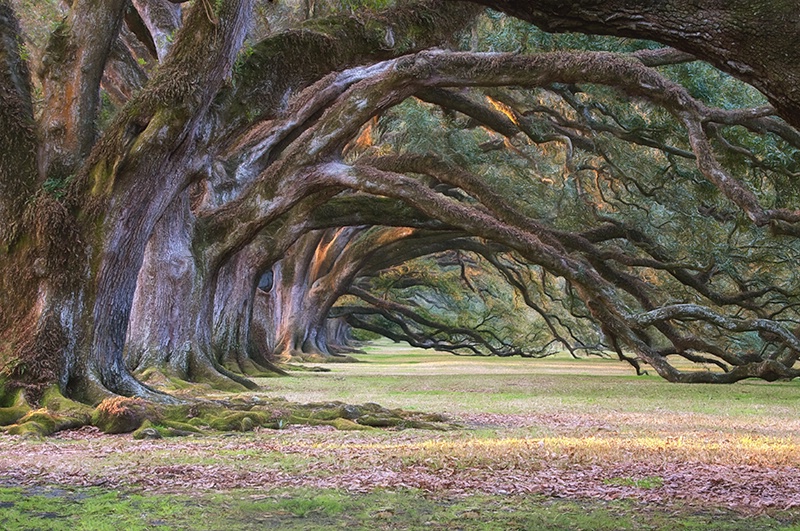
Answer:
[
  {"left": 257, "top": 340, "right": 800, "bottom": 423},
  {"left": 0, "top": 486, "right": 184, "bottom": 530},
  {"left": 604, "top": 476, "right": 665, "bottom": 489},
  {"left": 0, "top": 486, "right": 798, "bottom": 530}
]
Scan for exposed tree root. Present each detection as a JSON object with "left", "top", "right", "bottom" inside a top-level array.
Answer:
[
  {"left": 66, "top": 369, "right": 181, "bottom": 406},
  {"left": 0, "top": 387, "right": 92, "bottom": 437},
  {"left": 0, "top": 387, "right": 455, "bottom": 438},
  {"left": 129, "top": 349, "right": 261, "bottom": 394},
  {"left": 223, "top": 355, "right": 289, "bottom": 378}
]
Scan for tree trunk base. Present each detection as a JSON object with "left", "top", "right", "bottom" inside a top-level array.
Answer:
[
  {"left": 134, "top": 359, "right": 258, "bottom": 395},
  {"left": 221, "top": 353, "right": 289, "bottom": 377},
  {"left": 329, "top": 344, "right": 366, "bottom": 355}
]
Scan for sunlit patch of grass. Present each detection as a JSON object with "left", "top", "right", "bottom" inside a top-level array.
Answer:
[
  {"left": 303, "top": 431, "right": 800, "bottom": 472},
  {"left": 540, "top": 434, "right": 800, "bottom": 467}
]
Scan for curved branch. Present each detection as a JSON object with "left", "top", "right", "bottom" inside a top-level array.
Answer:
[
  {"left": 339, "top": 293, "right": 521, "bottom": 357},
  {"left": 457, "top": 0, "right": 800, "bottom": 129},
  {"left": 216, "top": 0, "right": 481, "bottom": 139},
  {"left": 631, "top": 47, "right": 695, "bottom": 67},
  {"left": 630, "top": 304, "right": 800, "bottom": 353},
  {"left": 481, "top": 251, "right": 589, "bottom": 357},
  {"left": 131, "top": 0, "right": 182, "bottom": 61}
]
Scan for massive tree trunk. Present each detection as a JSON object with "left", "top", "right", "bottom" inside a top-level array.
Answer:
[
  {"left": 210, "top": 246, "right": 265, "bottom": 375},
  {"left": 125, "top": 194, "right": 198, "bottom": 378},
  {"left": 2, "top": 0, "right": 254, "bottom": 403},
  {"left": 0, "top": 3, "right": 40, "bottom": 387},
  {"left": 125, "top": 194, "right": 268, "bottom": 391},
  {"left": 326, "top": 317, "right": 360, "bottom": 354},
  {"left": 263, "top": 231, "right": 346, "bottom": 362}
]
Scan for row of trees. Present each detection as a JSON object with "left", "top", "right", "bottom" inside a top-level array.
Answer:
[{"left": 2, "top": 0, "right": 800, "bottom": 407}]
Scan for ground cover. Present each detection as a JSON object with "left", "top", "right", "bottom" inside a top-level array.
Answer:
[{"left": 1, "top": 340, "right": 800, "bottom": 529}]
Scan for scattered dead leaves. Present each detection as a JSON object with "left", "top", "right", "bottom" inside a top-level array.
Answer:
[{"left": 1, "top": 411, "right": 799, "bottom": 513}]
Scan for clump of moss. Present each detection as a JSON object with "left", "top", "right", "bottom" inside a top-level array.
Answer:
[
  {"left": 132, "top": 420, "right": 162, "bottom": 440},
  {"left": 5, "top": 421, "right": 47, "bottom": 437},
  {"left": 7, "top": 409, "right": 57, "bottom": 435},
  {"left": 91, "top": 396, "right": 152, "bottom": 434},
  {"left": 329, "top": 418, "right": 372, "bottom": 431},
  {"left": 0, "top": 388, "right": 30, "bottom": 426},
  {"left": 132, "top": 419, "right": 202, "bottom": 440},
  {"left": 0, "top": 405, "right": 29, "bottom": 426},
  {"left": 40, "top": 387, "right": 92, "bottom": 422},
  {"left": 5, "top": 405, "right": 88, "bottom": 437},
  {"left": 207, "top": 410, "right": 275, "bottom": 431},
  {"left": 160, "top": 419, "right": 202, "bottom": 434},
  {"left": 1, "top": 386, "right": 98, "bottom": 436}
]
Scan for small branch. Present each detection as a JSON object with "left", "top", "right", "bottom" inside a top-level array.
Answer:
[{"left": 631, "top": 47, "right": 696, "bottom": 67}]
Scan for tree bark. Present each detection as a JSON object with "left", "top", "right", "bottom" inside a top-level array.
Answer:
[
  {"left": 0, "top": 2, "right": 38, "bottom": 346},
  {"left": 125, "top": 194, "right": 196, "bottom": 377},
  {"left": 0, "top": 1, "right": 37, "bottom": 243},
  {"left": 38, "top": 0, "right": 127, "bottom": 180},
  {"left": 130, "top": 0, "right": 181, "bottom": 61}
]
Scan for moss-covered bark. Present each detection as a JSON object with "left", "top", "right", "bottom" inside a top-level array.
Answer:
[
  {"left": 216, "top": 0, "right": 481, "bottom": 138},
  {"left": 38, "top": 0, "right": 127, "bottom": 180},
  {"left": 0, "top": 2, "right": 37, "bottom": 249},
  {"left": 0, "top": 4, "right": 45, "bottom": 396}
]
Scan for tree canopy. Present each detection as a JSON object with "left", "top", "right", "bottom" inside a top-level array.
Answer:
[{"left": 2, "top": 0, "right": 800, "bottom": 413}]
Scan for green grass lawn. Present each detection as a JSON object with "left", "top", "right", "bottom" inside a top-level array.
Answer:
[
  {"left": 264, "top": 339, "right": 800, "bottom": 422},
  {"left": 2, "top": 340, "right": 800, "bottom": 530},
  {"left": 2, "top": 486, "right": 797, "bottom": 531}
]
